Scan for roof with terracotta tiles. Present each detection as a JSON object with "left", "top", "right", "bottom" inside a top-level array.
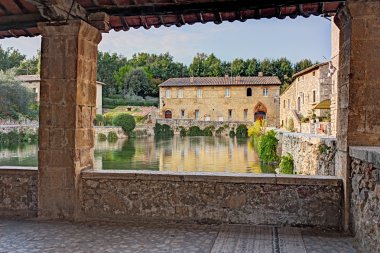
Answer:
[
  {"left": 159, "top": 76, "right": 281, "bottom": 87},
  {"left": 0, "top": 0, "right": 344, "bottom": 38}
]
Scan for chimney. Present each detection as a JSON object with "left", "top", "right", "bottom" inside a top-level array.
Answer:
[
  {"left": 190, "top": 76, "right": 194, "bottom": 83},
  {"left": 258, "top": 72, "right": 263, "bottom": 77},
  {"left": 236, "top": 75, "right": 241, "bottom": 83},
  {"left": 225, "top": 74, "right": 229, "bottom": 78}
]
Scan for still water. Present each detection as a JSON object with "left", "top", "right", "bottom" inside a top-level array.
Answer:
[{"left": 0, "top": 136, "right": 275, "bottom": 173}]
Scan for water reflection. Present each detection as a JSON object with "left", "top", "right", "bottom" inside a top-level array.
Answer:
[{"left": 0, "top": 136, "right": 275, "bottom": 174}]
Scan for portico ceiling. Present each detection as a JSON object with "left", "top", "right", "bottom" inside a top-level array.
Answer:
[{"left": 0, "top": 0, "right": 344, "bottom": 38}]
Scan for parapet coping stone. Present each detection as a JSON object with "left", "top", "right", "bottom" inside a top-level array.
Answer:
[
  {"left": 82, "top": 169, "right": 341, "bottom": 186},
  {"left": 349, "top": 146, "right": 380, "bottom": 168},
  {"left": 278, "top": 131, "right": 336, "bottom": 141},
  {"left": 0, "top": 166, "right": 37, "bottom": 174}
]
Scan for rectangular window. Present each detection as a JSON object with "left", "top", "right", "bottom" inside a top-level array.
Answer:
[
  {"left": 263, "top": 88, "right": 268, "bottom": 97},
  {"left": 312, "top": 90, "right": 316, "bottom": 103},
  {"left": 195, "top": 110, "right": 199, "bottom": 120},
  {"left": 178, "top": 88, "right": 183, "bottom": 98},
  {"left": 181, "top": 109, "right": 185, "bottom": 118},
  {"left": 225, "top": 88, "right": 230, "bottom": 97},
  {"left": 244, "top": 109, "right": 248, "bottom": 120},
  {"left": 283, "top": 100, "right": 285, "bottom": 108},
  {"left": 288, "top": 99, "right": 290, "bottom": 108},
  {"left": 197, "top": 88, "right": 202, "bottom": 98},
  {"left": 165, "top": 89, "right": 171, "bottom": 98},
  {"left": 228, "top": 109, "right": 232, "bottom": 120}
]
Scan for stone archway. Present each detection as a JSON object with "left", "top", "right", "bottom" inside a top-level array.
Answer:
[{"left": 254, "top": 102, "right": 267, "bottom": 122}]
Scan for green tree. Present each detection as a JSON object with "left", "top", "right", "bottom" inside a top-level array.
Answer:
[
  {"left": 294, "top": 59, "right": 314, "bottom": 74},
  {"left": 0, "top": 70, "right": 38, "bottom": 120},
  {"left": 97, "top": 52, "right": 128, "bottom": 96},
  {"left": 245, "top": 58, "right": 260, "bottom": 76},
  {"left": 16, "top": 50, "right": 40, "bottom": 75},
  {"left": 0, "top": 45, "right": 25, "bottom": 71},
  {"left": 231, "top": 58, "right": 246, "bottom": 76},
  {"left": 123, "top": 68, "right": 150, "bottom": 97}
]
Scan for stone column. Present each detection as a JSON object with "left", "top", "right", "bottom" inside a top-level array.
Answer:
[
  {"left": 335, "top": 0, "right": 380, "bottom": 230},
  {"left": 38, "top": 20, "right": 101, "bottom": 219}
]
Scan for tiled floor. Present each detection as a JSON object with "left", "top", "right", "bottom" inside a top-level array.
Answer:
[{"left": 0, "top": 219, "right": 359, "bottom": 253}]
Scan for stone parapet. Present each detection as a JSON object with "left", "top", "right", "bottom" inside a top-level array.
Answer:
[
  {"left": 81, "top": 170, "right": 342, "bottom": 229},
  {"left": 0, "top": 167, "right": 38, "bottom": 217},
  {"left": 349, "top": 146, "right": 380, "bottom": 253}
]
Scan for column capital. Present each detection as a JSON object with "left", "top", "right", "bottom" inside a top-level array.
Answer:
[{"left": 37, "top": 20, "right": 102, "bottom": 44}]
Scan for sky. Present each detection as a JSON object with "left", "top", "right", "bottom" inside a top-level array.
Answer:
[{"left": 0, "top": 16, "right": 331, "bottom": 65}]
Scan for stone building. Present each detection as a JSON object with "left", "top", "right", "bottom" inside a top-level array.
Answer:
[
  {"left": 158, "top": 76, "right": 281, "bottom": 127},
  {"left": 280, "top": 62, "right": 333, "bottom": 133},
  {"left": 17, "top": 75, "right": 105, "bottom": 115}
]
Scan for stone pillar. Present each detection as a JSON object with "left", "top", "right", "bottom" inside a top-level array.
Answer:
[
  {"left": 38, "top": 21, "right": 101, "bottom": 219},
  {"left": 335, "top": 0, "right": 380, "bottom": 230}
]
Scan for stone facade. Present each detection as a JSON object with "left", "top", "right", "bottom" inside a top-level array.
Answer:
[
  {"left": 81, "top": 170, "right": 342, "bottom": 229},
  {"left": 280, "top": 63, "right": 332, "bottom": 133},
  {"left": 278, "top": 132, "right": 336, "bottom": 176},
  {"left": 159, "top": 77, "right": 281, "bottom": 127},
  {"left": 0, "top": 167, "right": 38, "bottom": 217},
  {"left": 349, "top": 147, "right": 380, "bottom": 253}
]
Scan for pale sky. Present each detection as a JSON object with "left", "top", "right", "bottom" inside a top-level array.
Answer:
[{"left": 0, "top": 16, "right": 331, "bottom": 65}]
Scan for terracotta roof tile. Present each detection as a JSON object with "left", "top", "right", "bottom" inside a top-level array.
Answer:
[{"left": 159, "top": 76, "right": 281, "bottom": 87}]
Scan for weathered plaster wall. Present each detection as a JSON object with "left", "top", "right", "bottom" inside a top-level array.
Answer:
[
  {"left": 349, "top": 147, "right": 380, "bottom": 253},
  {"left": 0, "top": 167, "right": 38, "bottom": 217},
  {"left": 278, "top": 132, "right": 336, "bottom": 176},
  {"left": 81, "top": 171, "right": 342, "bottom": 229}
]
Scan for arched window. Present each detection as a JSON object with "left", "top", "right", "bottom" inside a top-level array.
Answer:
[
  {"left": 165, "top": 110, "right": 172, "bottom": 119},
  {"left": 247, "top": 88, "right": 252, "bottom": 97}
]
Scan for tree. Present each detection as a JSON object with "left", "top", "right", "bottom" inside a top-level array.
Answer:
[
  {"left": 16, "top": 50, "right": 40, "bottom": 75},
  {"left": 0, "top": 45, "right": 26, "bottom": 71},
  {"left": 231, "top": 58, "right": 246, "bottom": 76},
  {"left": 123, "top": 68, "right": 150, "bottom": 97},
  {"left": 97, "top": 52, "right": 128, "bottom": 96},
  {"left": 0, "top": 70, "right": 38, "bottom": 120},
  {"left": 245, "top": 58, "right": 260, "bottom": 76},
  {"left": 294, "top": 59, "right": 314, "bottom": 74}
]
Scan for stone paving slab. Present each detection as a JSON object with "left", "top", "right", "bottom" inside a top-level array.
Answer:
[{"left": 0, "top": 219, "right": 359, "bottom": 253}]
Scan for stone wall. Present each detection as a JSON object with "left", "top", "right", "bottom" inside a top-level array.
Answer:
[
  {"left": 0, "top": 167, "right": 38, "bottom": 217},
  {"left": 81, "top": 170, "right": 342, "bottom": 229},
  {"left": 278, "top": 132, "right": 336, "bottom": 176},
  {"left": 300, "top": 122, "right": 331, "bottom": 136},
  {"left": 349, "top": 147, "right": 380, "bottom": 253},
  {"left": 0, "top": 125, "right": 38, "bottom": 135},
  {"left": 94, "top": 126, "right": 127, "bottom": 139},
  {"left": 156, "top": 118, "right": 251, "bottom": 135}
]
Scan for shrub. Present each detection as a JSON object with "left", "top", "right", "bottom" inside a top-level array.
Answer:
[
  {"left": 215, "top": 126, "right": 225, "bottom": 136},
  {"left": 187, "top": 126, "right": 203, "bottom": 136},
  {"left": 279, "top": 153, "right": 294, "bottom": 174},
  {"left": 112, "top": 113, "right": 136, "bottom": 133},
  {"left": 103, "top": 112, "right": 120, "bottom": 126},
  {"left": 154, "top": 123, "right": 174, "bottom": 137},
  {"left": 258, "top": 130, "right": 279, "bottom": 163},
  {"left": 98, "top": 133, "right": 107, "bottom": 141},
  {"left": 203, "top": 126, "right": 213, "bottom": 136},
  {"left": 94, "top": 114, "right": 104, "bottom": 126},
  {"left": 107, "top": 131, "right": 118, "bottom": 142},
  {"left": 236, "top": 124, "right": 248, "bottom": 138},
  {"left": 248, "top": 120, "right": 266, "bottom": 138},
  {"left": 229, "top": 128, "right": 235, "bottom": 137},
  {"left": 179, "top": 127, "right": 186, "bottom": 137}
]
